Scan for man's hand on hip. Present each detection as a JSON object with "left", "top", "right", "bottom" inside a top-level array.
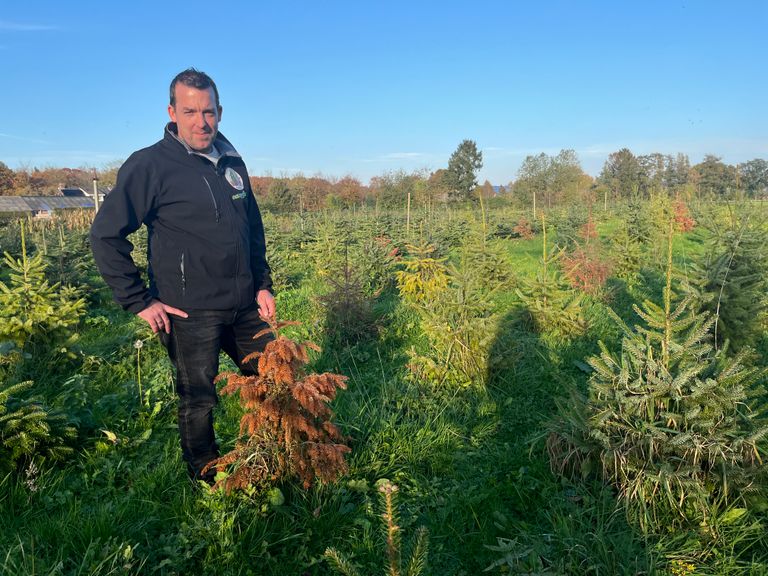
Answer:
[
  {"left": 138, "top": 300, "right": 188, "bottom": 334},
  {"left": 256, "top": 289, "right": 276, "bottom": 320}
]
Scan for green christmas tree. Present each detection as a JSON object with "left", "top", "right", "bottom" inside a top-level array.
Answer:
[{"left": 549, "top": 224, "right": 768, "bottom": 532}]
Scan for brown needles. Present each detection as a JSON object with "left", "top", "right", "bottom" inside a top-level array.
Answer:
[{"left": 203, "top": 316, "right": 350, "bottom": 492}]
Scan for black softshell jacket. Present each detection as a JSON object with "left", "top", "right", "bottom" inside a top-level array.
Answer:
[{"left": 90, "top": 125, "right": 272, "bottom": 314}]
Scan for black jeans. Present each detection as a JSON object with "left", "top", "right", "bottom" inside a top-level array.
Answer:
[{"left": 161, "top": 302, "right": 272, "bottom": 480}]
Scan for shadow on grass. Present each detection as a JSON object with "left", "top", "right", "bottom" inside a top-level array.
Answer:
[{"left": 444, "top": 303, "right": 656, "bottom": 575}]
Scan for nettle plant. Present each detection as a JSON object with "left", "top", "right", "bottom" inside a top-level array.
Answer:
[
  {"left": 204, "top": 317, "right": 350, "bottom": 492},
  {"left": 548, "top": 228, "right": 768, "bottom": 533}
]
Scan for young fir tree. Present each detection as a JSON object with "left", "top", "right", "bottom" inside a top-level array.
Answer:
[
  {"left": 0, "top": 221, "right": 79, "bottom": 472},
  {"left": 681, "top": 206, "right": 768, "bottom": 350},
  {"left": 409, "top": 262, "right": 498, "bottom": 387},
  {"left": 515, "top": 217, "right": 588, "bottom": 338},
  {"left": 395, "top": 241, "right": 449, "bottom": 307},
  {"left": 0, "top": 221, "right": 85, "bottom": 353},
  {"left": 0, "top": 380, "right": 75, "bottom": 473},
  {"left": 548, "top": 224, "right": 768, "bottom": 532},
  {"left": 608, "top": 220, "right": 644, "bottom": 286},
  {"left": 319, "top": 245, "right": 377, "bottom": 347},
  {"left": 204, "top": 317, "right": 350, "bottom": 492},
  {"left": 324, "top": 480, "right": 429, "bottom": 576}
]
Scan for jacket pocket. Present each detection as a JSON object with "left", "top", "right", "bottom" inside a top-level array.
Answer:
[{"left": 202, "top": 176, "right": 221, "bottom": 223}]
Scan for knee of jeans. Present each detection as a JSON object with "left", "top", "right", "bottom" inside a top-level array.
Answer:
[{"left": 178, "top": 390, "right": 218, "bottom": 411}]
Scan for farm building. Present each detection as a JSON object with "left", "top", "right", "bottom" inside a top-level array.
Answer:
[{"left": 0, "top": 195, "right": 96, "bottom": 218}]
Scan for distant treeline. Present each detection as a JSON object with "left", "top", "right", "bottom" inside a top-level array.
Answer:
[{"left": 1, "top": 146, "right": 766, "bottom": 212}]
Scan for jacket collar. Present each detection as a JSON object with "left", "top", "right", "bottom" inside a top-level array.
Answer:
[{"left": 164, "top": 122, "right": 241, "bottom": 159}]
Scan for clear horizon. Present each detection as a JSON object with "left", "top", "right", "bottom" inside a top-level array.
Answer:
[{"left": 1, "top": 1, "right": 766, "bottom": 185}]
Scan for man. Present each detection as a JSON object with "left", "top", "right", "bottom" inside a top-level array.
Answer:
[{"left": 91, "top": 68, "right": 275, "bottom": 484}]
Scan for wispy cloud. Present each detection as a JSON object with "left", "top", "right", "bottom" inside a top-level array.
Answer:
[{"left": 0, "top": 20, "right": 58, "bottom": 31}]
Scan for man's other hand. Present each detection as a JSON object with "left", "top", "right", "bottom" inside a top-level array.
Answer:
[
  {"left": 137, "top": 300, "right": 188, "bottom": 333},
  {"left": 256, "top": 289, "right": 276, "bottom": 320}
]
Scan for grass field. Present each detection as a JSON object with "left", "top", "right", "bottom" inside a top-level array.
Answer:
[{"left": 1, "top": 200, "right": 767, "bottom": 575}]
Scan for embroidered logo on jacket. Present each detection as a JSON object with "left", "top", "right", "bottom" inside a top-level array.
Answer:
[
  {"left": 231, "top": 191, "right": 247, "bottom": 200},
  {"left": 225, "top": 167, "right": 245, "bottom": 191}
]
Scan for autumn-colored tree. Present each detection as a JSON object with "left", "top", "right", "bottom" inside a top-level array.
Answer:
[
  {"left": 0, "top": 162, "right": 16, "bottom": 196},
  {"left": 250, "top": 175, "right": 274, "bottom": 198},
  {"left": 96, "top": 160, "right": 123, "bottom": 190},
  {"left": 204, "top": 317, "right": 350, "bottom": 492},
  {"left": 478, "top": 179, "right": 495, "bottom": 199},
  {"left": 334, "top": 175, "right": 365, "bottom": 206},
  {"left": 15, "top": 166, "right": 93, "bottom": 195},
  {"left": 559, "top": 213, "right": 612, "bottom": 296},
  {"left": 513, "top": 217, "right": 534, "bottom": 240},
  {"left": 303, "top": 175, "right": 333, "bottom": 210},
  {"left": 673, "top": 200, "right": 695, "bottom": 232},
  {"left": 426, "top": 169, "right": 450, "bottom": 205}
]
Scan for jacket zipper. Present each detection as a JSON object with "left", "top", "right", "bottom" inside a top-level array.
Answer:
[
  {"left": 180, "top": 252, "right": 186, "bottom": 297},
  {"left": 202, "top": 176, "right": 221, "bottom": 223},
  {"left": 213, "top": 166, "right": 244, "bottom": 308}
]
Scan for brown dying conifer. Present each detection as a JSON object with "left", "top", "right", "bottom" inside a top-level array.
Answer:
[{"left": 203, "top": 317, "right": 350, "bottom": 492}]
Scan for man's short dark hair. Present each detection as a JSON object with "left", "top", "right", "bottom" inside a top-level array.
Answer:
[{"left": 169, "top": 68, "right": 220, "bottom": 108}]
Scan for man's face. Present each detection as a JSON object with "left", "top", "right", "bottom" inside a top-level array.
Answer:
[{"left": 168, "top": 85, "right": 222, "bottom": 152}]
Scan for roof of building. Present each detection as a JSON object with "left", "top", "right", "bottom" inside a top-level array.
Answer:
[{"left": 0, "top": 196, "right": 95, "bottom": 213}]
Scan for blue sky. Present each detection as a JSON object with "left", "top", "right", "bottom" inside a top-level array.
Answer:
[{"left": 1, "top": 1, "right": 766, "bottom": 184}]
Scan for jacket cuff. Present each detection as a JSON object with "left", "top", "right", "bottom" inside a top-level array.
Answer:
[
  {"left": 124, "top": 294, "right": 154, "bottom": 315},
  {"left": 256, "top": 273, "right": 273, "bottom": 293}
]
